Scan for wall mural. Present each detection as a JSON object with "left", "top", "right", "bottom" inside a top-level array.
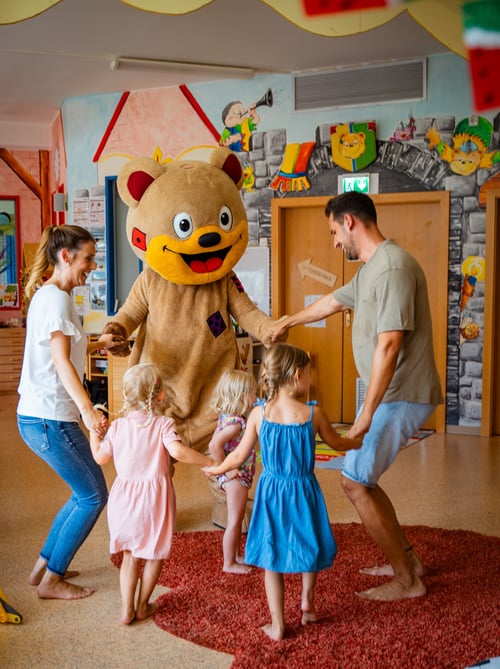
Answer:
[
  {"left": 459, "top": 255, "right": 485, "bottom": 346},
  {"left": 219, "top": 88, "right": 273, "bottom": 153},
  {"left": 426, "top": 116, "right": 500, "bottom": 176},
  {"left": 270, "top": 142, "right": 316, "bottom": 194},
  {"left": 389, "top": 111, "right": 416, "bottom": 143},
  {"left": 330, "top": 121, "right": 377, "bottom": 172}
]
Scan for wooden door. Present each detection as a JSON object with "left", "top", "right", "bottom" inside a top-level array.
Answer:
[
  {"left": 482, "top": 189, "right": 500, "bottom": 436},
  {"left": 271, "top": 192, "right": 449, "bottom": 432}
]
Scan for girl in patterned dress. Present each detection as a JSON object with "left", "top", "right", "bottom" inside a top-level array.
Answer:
[
  {"left": 205, "top": 343, "right": 361, "bottom": 640},
  {"left": 90, "top": 363, "right": 213, "bottom": 625},
  {"left": 208, "top": 369, "right": 257, "bottom": 574}
]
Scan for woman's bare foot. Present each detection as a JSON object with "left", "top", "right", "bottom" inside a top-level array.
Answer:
[
  {"left": 261, "top": 622, "right": 285, "bottom": 641},
  {"left": 37, "top": 577, "right": 94, "bottom": 600},
  {"left": 223, "top": 562, "right": 252, "bottom": 574},
  {"left": 30, "top": 566, "right": 80, "bottom": 586},
  {"left": 135, "top": 601, "right": 158, "bottom": 621},
  {"left": 356, "top": 575, "right": 426, "bottom": 601}
]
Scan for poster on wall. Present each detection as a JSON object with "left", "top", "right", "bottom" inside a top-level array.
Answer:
[
  {"left": 73, "top": 192, "right": 89, "bottom": 227},
  {"left": 0, "top": 284, "right": 19, "bottom": 308},
  {"left": 73, "top": 285, "right": 91, "bottom": 316},
  {"left": 0, "top": 197, "right": 20, "bottom": 309}
]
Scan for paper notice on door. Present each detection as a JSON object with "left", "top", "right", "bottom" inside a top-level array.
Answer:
[{"left": 304, "top": 295, "right": 326, "bottom": 328}]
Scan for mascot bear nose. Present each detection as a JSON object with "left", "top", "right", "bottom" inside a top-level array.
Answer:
[{"left": 199, "top": 232, "right": 221, "bottom": 248}]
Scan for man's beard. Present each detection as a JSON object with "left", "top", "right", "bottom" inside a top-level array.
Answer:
[{"left": 343, "top": 245, "right": 359, "bottom": 261}]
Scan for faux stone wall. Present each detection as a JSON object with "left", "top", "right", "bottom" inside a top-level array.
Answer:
[{"left": 236, "top": 113, "right": 500, "bottom": 427}]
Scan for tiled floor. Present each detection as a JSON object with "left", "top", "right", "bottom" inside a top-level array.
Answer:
[{"left": 1, "top": 392, "right": 499, "bottom": 668}]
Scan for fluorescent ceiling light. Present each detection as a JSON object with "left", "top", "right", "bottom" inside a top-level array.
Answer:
[{"left": 110, "top": 56, "right": 255, "bottom": 79}]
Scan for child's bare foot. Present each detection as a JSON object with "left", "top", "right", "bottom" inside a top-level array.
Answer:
[
  {"left": 135, "top": 601, "right": 159, "bottom": 621},
  {"left": 120, "top": 604, "right": 136, "bottom": 625},
  {"left": 301, "top": 609, "right": 319, "bottom": 625},
  {"left": 356, "top": 576, "right": 426, "bottom": 601},
  {"left": 261, "top": 622, "right": 285, "bottom": 641},
  {"left": 223, "top": 562, "right": 252, "bottom": 574},
  {"left": 37, "top": 577, "right": 94, "bottom": 600}
]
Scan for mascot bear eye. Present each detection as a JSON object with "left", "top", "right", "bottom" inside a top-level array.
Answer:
[
  {"left": 173, "top": 212, "right": 193, "bottom": 239},
  {"left": 219, "top": 206, "right": 233, "bottom": 232}
]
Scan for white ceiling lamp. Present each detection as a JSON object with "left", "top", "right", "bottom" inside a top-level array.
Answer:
[{"left": 110, "top": 56, "right": 255, "bottom": 79}]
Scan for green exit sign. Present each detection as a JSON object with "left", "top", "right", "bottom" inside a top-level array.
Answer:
[{"left": 338, "top": 173, "right": 379, "bottom": 194}]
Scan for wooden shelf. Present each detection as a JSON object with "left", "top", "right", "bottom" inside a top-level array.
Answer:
[{"left": 0, "top": 327, "right": 25, "bottom": 395}]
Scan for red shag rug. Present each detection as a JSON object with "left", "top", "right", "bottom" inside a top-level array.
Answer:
[{"left": 112, "top": 524, "right": 500, "bottom": 669}]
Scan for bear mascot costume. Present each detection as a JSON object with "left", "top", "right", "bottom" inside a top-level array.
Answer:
[{"left": 102, "top": 147, "right": 279, "bottom": 472}]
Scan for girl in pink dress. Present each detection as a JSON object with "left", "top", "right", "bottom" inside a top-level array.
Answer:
[
  {"left": 90, "top": 363, "right": 213, "bottom": 625},
  {"left": 208, "top": 369, "right": 257, "bottom": 574}
]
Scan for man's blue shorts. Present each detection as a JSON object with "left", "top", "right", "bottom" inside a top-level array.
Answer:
[{"left": 342, "top": 401, "right": 436, "bottom": 488}]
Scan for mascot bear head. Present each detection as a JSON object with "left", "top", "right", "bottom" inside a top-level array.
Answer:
[{"left": 117, "top": 147, "right": 248, "bottom": 286}]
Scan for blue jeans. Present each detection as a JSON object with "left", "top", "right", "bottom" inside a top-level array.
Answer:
[
  {"left": 342, "top": 402, "right": 436, "bottom": 488},
  {"left": 17, "top": 415, "right": 108, "bottom": 577}
]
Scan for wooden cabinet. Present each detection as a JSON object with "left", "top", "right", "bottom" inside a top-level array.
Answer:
[
  {"left": 252, "top": 339, "right": 265, "bottom": 382},
  {"left": 86, "top": 336, "right": 109, "bottom": 381},
  {"left": 107, "top": 353, "right": 130, "bottom": 419},
  {"left": 85, "top": 335, "right": 109, "bottom": 407},
  {"left": 0, "top": 327, "right": 25, "bottom": 395}
]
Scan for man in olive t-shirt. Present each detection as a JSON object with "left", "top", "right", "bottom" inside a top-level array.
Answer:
[{"left": 271, "top": 191, "right": 443, "bottom": 602}]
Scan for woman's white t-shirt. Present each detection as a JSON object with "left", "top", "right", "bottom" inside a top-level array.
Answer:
[{"left": 17, "top": 285, "right": 86, "bottom": 422}]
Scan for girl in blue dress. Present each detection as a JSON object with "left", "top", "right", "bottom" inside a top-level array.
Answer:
[{"left": 204, "top": 343, "right": 362, "bottom": 641}]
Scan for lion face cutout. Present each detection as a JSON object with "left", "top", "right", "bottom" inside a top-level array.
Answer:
[{"left": 117, "top": 147, "right": 248, "bottom": 286}]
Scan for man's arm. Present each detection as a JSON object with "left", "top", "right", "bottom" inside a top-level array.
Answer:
[
  {"left": 271, "top": 292, "right": 347, "bottom": 342},
  {"left": 347, "top": 330, "right": 404, "bottom": 440}
]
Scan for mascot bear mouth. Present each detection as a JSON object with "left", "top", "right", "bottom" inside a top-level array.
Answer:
[{"left": 181, "top": 247, "right": 231, "bottom": 273}]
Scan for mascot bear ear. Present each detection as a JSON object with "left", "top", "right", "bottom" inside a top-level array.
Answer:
[
  {"left": 117, "top": 157, "right": 165, "bottom": 208},
  {"left": 210, "top": 147, "right": 244, "bottom": 190}
]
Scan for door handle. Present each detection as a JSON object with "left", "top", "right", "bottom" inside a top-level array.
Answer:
[{"left": 345, "top": 310, "right": 351, "bottom": 328}]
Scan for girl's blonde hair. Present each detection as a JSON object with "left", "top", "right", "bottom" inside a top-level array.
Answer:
[
  {"left": 24, "top": 224, "right": 96, "bottom": 303},
  {"left": 211, "top": 369, "right": 256, "bottom": 416},
  {"left": 259, "top": 343, "right": 310, "bottom": 402},
  {"left": 121, "top": 363, "right": 167, "bottom": 424}
]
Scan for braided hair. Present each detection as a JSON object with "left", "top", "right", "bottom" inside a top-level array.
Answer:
[
  {"left": 121, "top": 363, "right": 167, "bottom": 426},
  {"left": 258, "top": 343, "right": 310, "bottom": 402}
]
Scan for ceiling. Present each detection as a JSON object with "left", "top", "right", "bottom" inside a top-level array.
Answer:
[{"left": 0, "top": 0, "right": 464, "bottom": 129}]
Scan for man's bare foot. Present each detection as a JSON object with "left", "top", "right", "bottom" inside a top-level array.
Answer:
[
  {"left": 37, "top": 578, "right": 94, "bottom": 600},
  {"left": 261, "top": 622, "right": 285, "bottom": 641},
  {"left": 223, "top": 562, "right": 252, "bottom": 574},
  {"left": 356, "top": 576, "right": 426, "bottom": 601},
  {"left": 360, "top": 553, "right": 427, "bottom": 578},
  {"left": 135, "top": 601, "right": 158, "bottom": 621}
]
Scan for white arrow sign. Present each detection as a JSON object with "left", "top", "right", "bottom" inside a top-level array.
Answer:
[{"left": 298, "top": 258, "right": 337, "bottom": 288}]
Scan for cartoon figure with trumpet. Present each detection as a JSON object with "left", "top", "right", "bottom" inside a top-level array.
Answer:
[{"left": 220, "top": 88, "right": 273, "bottom": 152}]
